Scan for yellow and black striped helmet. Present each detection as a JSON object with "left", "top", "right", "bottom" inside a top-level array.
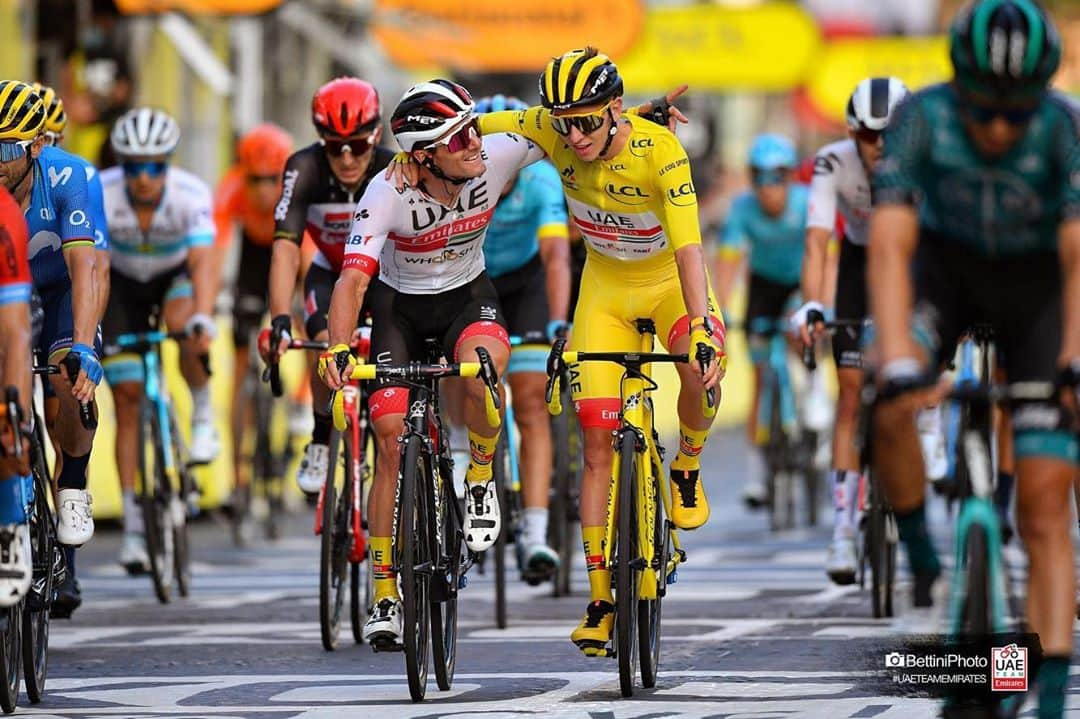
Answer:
[
  {"left": 539, "top": 47, "right": 623, "bottom": 113},
  {"left": 0, "top": 81, "right": 45, "bottom": 142},
  {"left": 31, "top": 83, "right": 66, "bottom": 135}
]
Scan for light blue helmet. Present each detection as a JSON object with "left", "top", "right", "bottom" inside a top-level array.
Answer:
[
  {"left": 748, "top": 133, "right": 797, "bottom": 170},
  {"left": 474, "top": 94, "right": 528, "bottom": 114}
]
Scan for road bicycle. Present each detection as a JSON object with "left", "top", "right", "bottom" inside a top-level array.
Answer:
[
  {"left": 105, "top": 331, "right": 206, "bottom": 604},
  {"left": 266, "top": 335, "right": 374, "bottom": 650},
  {"left": 334, "top": 342, "right": 502, "bottom": 702},
  {"left": 545, "top": 318, "right": 706, "bottom": 697}
]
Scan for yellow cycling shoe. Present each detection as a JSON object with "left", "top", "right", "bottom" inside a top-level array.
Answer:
[
  {"left": 670, "top": 468, "right": 710, "bottom": 530},
  {"left": 570, "top": 600, "right": 615, "bottom": 656}
]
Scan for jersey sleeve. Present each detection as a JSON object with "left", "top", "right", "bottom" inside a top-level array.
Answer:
[
  {"left": 719, "top": 194, "right": 749, "bottom": 259},
  {"left": 0, "top": 189, "right": 31, "bottom": 306},
  {"left": 53, "top": 160, "right": 96, "bottom": 251},
  {"left": 184, "top": 179, "right": 216, "bottom": 248},
  {"left": 532, "top": 162, "right": 569, "bottom": 240},
  {"left": 653, "top": 134, "right": 701, "bottom": 251},
  {"left": 213, "top": 169, "right": 243, "bottom": 248},
  {"left": 807, "top": 150, "right": 839, "bottom": 232},
  {"left": 85, "top": 165, "right": 110, "bottom": 250},
  {"left": 1055, "top": 98, "right": 1080, "bottom": 221},
  {"left": 872, "top": 97, "right": 928, "bottom": 207},
  {"left": 273, "top": 151, "right": 314, "bottom": 244},
  {"left": 479, "top": 107, "right": 560, "bottom": 158},
  {"left": 482, "top": 133, "right": 547, "bottom": 189},
  {"left": 341, "top": 180, "right": 400, "bottom": 278}
]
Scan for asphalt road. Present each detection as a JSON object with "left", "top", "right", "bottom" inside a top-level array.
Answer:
[{"left": 15, "top": 430, "right": 1079, "bottom": 718}]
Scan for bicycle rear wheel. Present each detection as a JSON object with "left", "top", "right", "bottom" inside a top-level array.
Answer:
[
  {"left": 400, "top": 434, "right": 431, "bottom": 702},
  {"left": 615, "top": 431, "right": 639, "bottom": 697},
  {"left": 867, "top": 475, "right": 889, "bottom": 619},
  {"left": 638, "top": 468, "right": 665, "bottom": 688},
  {"left": 140, "top": 402, "right": 173, "bottom": 604},
  {"left": 319, "top": 427, "right": 351, "bottom": 651},
  {"left": 960, "top": 524, "right": 991, "bottom": 637},
  {"left": 431, "top": 472, "right": 460, "bottom": 691},
  {"left": 0, "top": 603, "right": 21, "bottom": 713}
]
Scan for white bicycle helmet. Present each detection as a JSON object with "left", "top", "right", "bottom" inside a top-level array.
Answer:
[
  {"left": 390, "top": 79, "right": 475, "bottom": 152},
  {"left": 846, "top": 77, "right": 909, "bottom": 132},
  {"left": 110, "top": 107, "right": 180, "bottom": 157}
]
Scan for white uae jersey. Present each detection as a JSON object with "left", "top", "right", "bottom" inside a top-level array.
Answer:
[{"left": 806, "top": 139, "right": 872, "bottom": 247}]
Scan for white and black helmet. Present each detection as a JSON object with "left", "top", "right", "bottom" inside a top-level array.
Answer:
[
  {"left": 846, "top": 77, "right": 909, "bottom": 132},
  {"left": 110, "top": 107, "right": 180, "bottom": 157},
  {"left": 390, "top": 79, "right": 475, "bottom": 152}
]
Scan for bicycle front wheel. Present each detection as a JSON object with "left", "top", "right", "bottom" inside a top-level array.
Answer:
[
  {"left": 319, "top": 427, "right": 351, "bottom": 651},
  {"left": 431, "top": 470, "right": 460, "bottom": 691},
  {"left": 140, "top": 402, "right": 173, "bottom": 604},
  {"left": 0, "top": 603, "right": 21, "bottom": 713},
  {"left": 491, "top": 431, "right": 510, "bottom": 629},
  {"left": 615, "top": 431, "right": 639, "bottom": 697},
  {"left": 867, "top": 475, "right": 889, "bottom": 619},
  {"left": 168, "top": 411, "right": 192, "bottom": 598},
  {"left": 400, "top": 434, "right": 430, "bottom": 702},
  {"left": 23, "top": 442, "right": 54, "bottom": 703},
  {"left": 960, "top": 524, "right": 991, "bottom": 637}
]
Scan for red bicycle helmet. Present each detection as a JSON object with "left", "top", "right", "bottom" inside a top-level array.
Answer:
[
  {"left": 237, "top": 123, "right": 293, "bottom": 175},
  {"left": 311, "top": 77, "right": 380, "bottom": 138}
]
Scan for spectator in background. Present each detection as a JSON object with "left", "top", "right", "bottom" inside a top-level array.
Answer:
[{"left": 58, "top": 0, "right": 133, "bottom": 167}]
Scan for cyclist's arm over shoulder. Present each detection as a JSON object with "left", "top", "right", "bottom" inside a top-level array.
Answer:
[{"left": 478, "top": 107, "right": 558, "bottom": 157}]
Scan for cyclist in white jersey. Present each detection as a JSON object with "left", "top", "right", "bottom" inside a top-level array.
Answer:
[
  {"left": 98, "top": 108, "right": 219, "bottom": 573},
  {"left": 791, "top": 78, "right": 947, "bottom": 584},
  {"left": 319, "top": 79, "right": 545, "bottom": 648}
]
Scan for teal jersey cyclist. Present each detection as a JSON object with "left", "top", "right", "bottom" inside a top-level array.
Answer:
[
  {"left": 469, "top": 94, "right": 571, "bottom": 582},
  {"left": 869, "top": 2, "right": 1079, "bottom": 718},
  {"left": 714, "top": 134, "right": 809, "bottom": 508}
]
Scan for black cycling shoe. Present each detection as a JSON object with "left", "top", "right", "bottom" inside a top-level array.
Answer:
[{"left": 51, "top": 573, "right": 82, "bottom": 619}]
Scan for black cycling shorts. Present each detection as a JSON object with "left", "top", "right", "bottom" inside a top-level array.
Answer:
[
  {"left": 101, "top": 266, "right": 191, "bottom": 341},
  {"left": 492, "top": 254, "right": 549, "bottom": 344},
  {"left": 232, "top": 235, "right": 272, "bottom": 346},
  {"left": 832, "top": 238, "right": 867, "bottom": 370},
  {"left": 746, "top": 273, "right": 799, "bottom": 339},
  {"left": 368, "top": 273, "right": 509, "bottom": 389},
  {"left": 302, "top": 263, "right": 337, "bottom": 339}
]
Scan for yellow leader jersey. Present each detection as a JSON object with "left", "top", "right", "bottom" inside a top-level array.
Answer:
[{"left": 479, "top": 109, "right": 701, "bottom": 277}]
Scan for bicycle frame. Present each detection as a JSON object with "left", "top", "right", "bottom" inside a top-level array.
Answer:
[
  {"left": 315, "top": 382, "right": 367, "bottom": 563},
  {"left": 750, "top": 320, "right": 798, "bottom": 442},
  {"left": 115, "top": 332, "right": 181, "bottom": 492}
]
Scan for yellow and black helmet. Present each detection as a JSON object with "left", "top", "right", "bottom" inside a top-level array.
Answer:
[
  {"left": 31, "top": 83, "right": 66, "bottom": 136},
  {"left": 539, "top": 47, "right": 623, "bottom": 113},
  {"left": 0, "top": 80, "right": 45, "bottom": 142}
]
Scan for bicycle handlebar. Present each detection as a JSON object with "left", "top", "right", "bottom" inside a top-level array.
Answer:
[{"left": 802, "top": 319, "right": 869, "bottom": 372}]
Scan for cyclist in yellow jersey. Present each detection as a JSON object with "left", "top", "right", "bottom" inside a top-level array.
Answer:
[{"left": 478, "top": 47, "right": 725, "bottom": 651}]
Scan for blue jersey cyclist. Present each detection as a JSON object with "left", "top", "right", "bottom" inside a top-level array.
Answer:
[
  {"left": 714, "top": 133, "right": 810, "bottom": 507},
  {"left": 471, "top": 94, "right": 571, "bottom": 582},
  {"left": 869, "top": 2, "right": 1080, "bottom": 717},
  {"left": 0, "top": 80, "right": 103, "bottom": 620}
]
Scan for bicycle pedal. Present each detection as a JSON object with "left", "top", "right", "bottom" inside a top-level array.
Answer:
[
  {"left": 576, "top": 640, "right": 614, "bottom": 658},
  {"left": 369, "top": 638, "right": 405, "bottom": 653}
]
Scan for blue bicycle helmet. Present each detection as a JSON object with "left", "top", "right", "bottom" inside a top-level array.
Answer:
[
  {"left": 748, "top": 133, "right": 797, "bottom": 170},
  {"left": 475, "top": 94, "right": 529, "bottom": 114}
]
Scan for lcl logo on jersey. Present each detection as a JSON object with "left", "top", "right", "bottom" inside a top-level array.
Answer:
[
  {"left": 667, "top": 181, "right": 696, "bottom": 207},
  {"left": 604, "top": 183, "right": 649, "bottom": 206},
  {"left": 629, "top": 137, "right": 654, "bottom": 158}
]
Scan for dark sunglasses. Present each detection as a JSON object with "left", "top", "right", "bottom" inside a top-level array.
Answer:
[
  {"left": 322, "top": 135, "right": 376, "bottom": 157},
  {"left": 751, "top": 168, "right": 789, "bottom": 187},
  {"left": 962, "top": 101, "right": 1039, "bottom": 126},
  {"left": 246, "top": 173, "right": 280, "bottom": 185},
  {"left": 853, "top": 127, "right": 883, "bottom": 145},
  {"left": 551, "top": 109, "right": 609, "bottom": 137},
  {"left": 426, "top": 119, "right": 480, "bottom": 154},
  {"left": 122, "top": 160, "right": 168, "bottom": 178},
  {"left": 0, "top": 140, "right": 31, "bottom": 163}
]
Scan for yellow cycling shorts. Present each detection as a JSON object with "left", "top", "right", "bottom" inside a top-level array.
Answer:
[{"left": 568, "top": 257, "right": 724, "bottom": 429}]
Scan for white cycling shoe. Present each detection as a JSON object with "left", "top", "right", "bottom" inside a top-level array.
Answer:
[
  {"left": 119, "top": 532, "right": 150, "bottom": 576},
  {"left": 57, "top": 489, "right": 94, "bottom": 546},
  {"left": 464, "top": 478, "right": 501, "bottom": 552},
  {"left": 363, "top": 598, "right": 404, "bottom": 648},
  {"left": 825, "top": 535, "right": 858, "bottom": 586},
  {"left": 189, "top": 419, "right": 221, "bottom": 465},
  {"left": 0, "top": 524, "right": 31, "bottom": 608},
  {"left": 296, "top": 443, "right": 329, "bottom": 495},
  {"left": 917, "top": 406, "right": 948, "bottom": 481}
]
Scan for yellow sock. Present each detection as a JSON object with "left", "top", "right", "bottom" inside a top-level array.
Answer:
[
  {"left": 671, "top": 422, "right": 709, "bottom": 473},
  {"left": 582, "top": 525, "right": 613, "bottom": 603},
  {"left": 370, "top": 536, "right": 398, "bottom": 602},
  {"left": 466, "top": 429, "right": 499, "bottom": 484}
]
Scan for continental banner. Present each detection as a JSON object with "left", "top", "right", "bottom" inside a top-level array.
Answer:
[
  {"left": 616, "top": 3, "right": 821, "bottom": 93},
  {"left": 804, "top": 36, "right": 952, "bottom": 124},
  {"left": 371, "top": 0, "right": 644, "bottom": 73}
]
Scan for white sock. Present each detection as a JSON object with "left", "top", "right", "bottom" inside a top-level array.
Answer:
[
  {"left": 832, "top": 470, "right": 860, "bottom": 540},
  {"left": 190, "top": 385, "right": 212, "bottom": 425},
  {"left": 122, "top": 490, "right": 144, "bottom": 534},
  {"left": 522, "top": 507, "right": 548, "bottom": 547}
]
